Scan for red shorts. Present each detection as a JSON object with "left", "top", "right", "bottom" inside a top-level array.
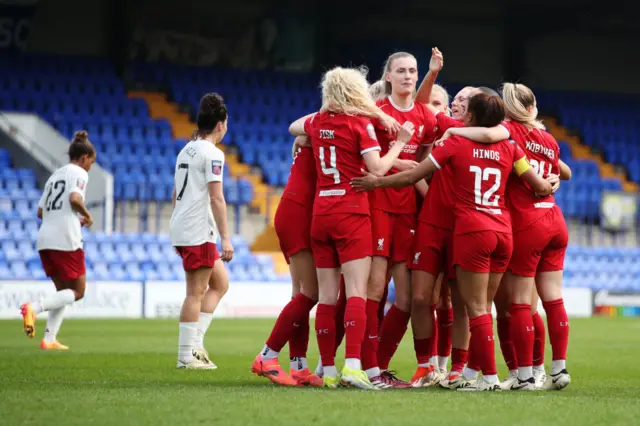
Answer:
[
  {"left": 175, "top": 242, "right": 220, "bottom": 271},
  {"left": 509, "top": 206, "right": 568, "bottom": 276},
  {"left": 371, "top": 208, "right": 416, "bottom": 263},
  {"left": 274, "top": 198, "right": 312, "bottom": 264},
  {"left": 454, "top": 231, "right": 513, "bottom": 273},
  {"left": 311, "top": 213, "right": 372, "bottom": 268},
  {"left": 409, "top": 222, "right": 455, "bottom": 280},
  {"left": 39, "top": 249, "right": 86, "bottom": 281}
]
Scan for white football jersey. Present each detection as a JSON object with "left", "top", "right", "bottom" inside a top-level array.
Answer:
[
  {"left": 37, "top": 164, "right": 89, "bottom": 251},
  {"left": 169, "top": 139, "right": 225, "bottom": 246}
]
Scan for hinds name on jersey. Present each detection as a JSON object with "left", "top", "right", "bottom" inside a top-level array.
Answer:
[
  {"left": 525, "top": 140, "right": 555, "bottom": 159},
  {"left": 473, "top": 148, "right": 500, "bottom": 161}
]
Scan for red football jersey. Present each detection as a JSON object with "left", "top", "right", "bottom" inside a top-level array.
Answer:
[
  {"left": 435, "top": 113, "right": 464, "bottom": 139},
  {"left": 369, "top": 97, "right": 437, "bottom": 214},
  {"left": 304, "top": 112, "right": 380, "bottom": 216},
  {"left": 503, "top": 121, "right": 560, "bottom": 232},
  {"left": 281, "top": 145, "right": 316, "bottom": 207},
  {"left": 430, "top": 135, "right": 527, "bottom": 235},
  {"left": 418, "top": 145, "right": 457, "bottom": 231}
]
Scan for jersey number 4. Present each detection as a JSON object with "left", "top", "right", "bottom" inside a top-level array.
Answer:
[
  {"left": 44, "top": 180, "right": 65, "bottom": 211},
  {"left": 319, "top": 146, "right": 339, "bottom": 184},
  {"left": 469, "top": 166, "right": 501, "bottom": 207}
]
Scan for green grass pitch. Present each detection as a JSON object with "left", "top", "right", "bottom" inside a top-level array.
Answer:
[{"left": 1, "top": 317, "right": 639, "bottom": 426}]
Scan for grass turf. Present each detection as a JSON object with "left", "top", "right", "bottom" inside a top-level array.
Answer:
[{"left": 1, "top": 317, "right": 639, "bottom": 426}]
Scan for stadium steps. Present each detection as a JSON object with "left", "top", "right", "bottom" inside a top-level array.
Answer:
[
  {"left": 127, "top": 91, "right": 275, "bottom": 214},
  {"left": 543, "top": 116, "right": 638, "bottom": 192}
]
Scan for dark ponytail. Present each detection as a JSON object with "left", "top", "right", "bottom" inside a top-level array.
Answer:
[
  {"left": 68, "top": 130, "right": 96, "bottom": 160},
  {"left": 193, "top": 92, "right": 228, "bottom": 139}
]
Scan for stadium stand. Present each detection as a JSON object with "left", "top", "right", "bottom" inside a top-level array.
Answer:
[{"left": 1, "top": 53, "right": 639, "bottom": 286}]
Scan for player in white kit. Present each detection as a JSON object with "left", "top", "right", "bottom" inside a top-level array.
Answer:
[
  {"left": 170, "top": 93, "right": 234, "bottom": 369},
  {"left": 20, "top": 131, "right": 96, "bottom": 350}
]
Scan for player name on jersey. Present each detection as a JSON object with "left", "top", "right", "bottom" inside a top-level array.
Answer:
[
  {"left": 473, "top": 148, "right": 500, "bottom": 161},
  {"left": 525, "top": 141, "right": 555, "bottom": 160}
]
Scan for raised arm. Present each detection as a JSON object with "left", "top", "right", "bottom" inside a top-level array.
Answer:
[{"left": 415, "top": 47, "right": 444, "bottom": 105}]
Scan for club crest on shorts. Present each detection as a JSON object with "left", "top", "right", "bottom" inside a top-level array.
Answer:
[
  {"left": 377, "top": 238, "right": 385, "bottom": 251},
  {"left": 413, "top": 252, "right": 421, "bottom": 264},
  {"left": 212, "top": 160, "right": 222, "bottom": 176}
]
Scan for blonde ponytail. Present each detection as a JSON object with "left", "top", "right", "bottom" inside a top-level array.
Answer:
[
  {"left": 369, "top": 80, "right": 386, "bottom": 101},
  {"left": 321, "top": 66, "right": 379, "bottom": 117},
  {"left": 502, "top": 83, "right": 545, "bottom": 130}
]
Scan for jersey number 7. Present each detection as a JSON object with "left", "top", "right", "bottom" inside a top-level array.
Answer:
[{"left": 176, "top": 163, "right": 189, "bottom": 201}]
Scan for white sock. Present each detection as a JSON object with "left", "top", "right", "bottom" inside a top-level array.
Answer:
[
  {"left": 509, "top": 369, "right": 518, "bottom": 377},
  {"left": 323, "top": 365, "right": 338, "bottom": 378},
  {"left": 551, "top": 360, "right": 566, "bottom": 375},
  {"left": 463, "top": 367, "right": 478, "bottom": 380},
  {"left": 438, "top": 356, "right": 449, "bottom": 372},
  {"left": 483, "top": 374, "right": 498, "bottom": 384},
  {"left": 518, "top": 366, "right": 533, "bottom": 381},
  {"left": 178, "top": 322, "right": 197, "bottom": 363},
  {"left": 261, "top": 345, "right": 279, "bottom": 360},
  {"left": 44, "top": 306, "right": 67, "bottom": 343},
  {"left": 429, "top": 355, "right": 438, "bottom": 368},
  {"left": 365, "top": 367, "right": 381, "bottom": 379},
  {"left": 533, "top": 364, "right": 546, "bottom": 373},
  {"left": 315, "top": 359, "right": 323, "bottom": 375},
  {"left": 32, "top": 301, "right": 43, "bottom": 314},
  {"left": 290, "top": 357, "right": 308, "bottom": 371},
  {"left": 418, "top": 362, "right": 430, "bottom": 368},
  {"left": 194, "top": 312, "right": 213, "bottom": 350},
  {"left": 39, "top": 289, "right": 75, "bottom": 312},
  {"left": 345, "top": 358, "right": 361, "bottom": 370}
]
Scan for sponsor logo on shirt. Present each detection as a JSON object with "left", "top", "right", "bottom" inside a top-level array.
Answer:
[
  {"left": 212, "top": 160, "right": 222, "bottom": 176},
  {"left": 366, "top": 123, "right": 378, "bottom": 140},
  {"left": 76, "top": 178, "right": 86, "bottom": 190}
]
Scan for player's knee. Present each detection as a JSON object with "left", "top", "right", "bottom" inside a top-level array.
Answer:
[
  {"left": 73, "top": 288, "right": 84, "bottom": 301},
  {"left": 466, "top": 302, "right": 486, "bottom": 318},
  {"left": 412, "top": 292, "right": 431, "bottom": 311}
]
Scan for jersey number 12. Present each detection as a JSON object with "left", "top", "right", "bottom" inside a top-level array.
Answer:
[{"left": 469, "top": 166, "right": 501, "bottom": 207}]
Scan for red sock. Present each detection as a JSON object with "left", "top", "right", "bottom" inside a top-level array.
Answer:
[
  {"left": 266, "top": 293, "right": 316, "bottom": 352},
  {"left": 289, "top": 309, "right": 311, "bottom": 358},
  {"left": 451, "top": 348, "right": 468, "bottom": 372},
  {"left": 542, "top": 299, "right": 569, "bottom": 361},
  {"left": 437, "top": 307, "right": 454, "bottom": 357},
  {"left": 532, "top": 311, "right": 546, "bottom": 366},
  {"left": 378, "top": 285, "right": 388, "bottom": 329},
  {"left": 315, "top": 304, "right": 336, "bottom": 367},
  {"left": 467, "top": 339, "right": 482, "bottom": 372},
  {"left": 414, "top": 337, "right": 432, "bottom": 365},
  {"left": 377, "top": 305, "right": 410, "bottom": 370},
  {"left": 469, "top": 314, "right": 497, "bottom": 376},
  {"left": 344, "top": 297, "right": 367, "bottom": 360},
  {"left": 497, "top": 317, "right": 518, "bottom": 371},
  {"left": 360, "top": 299, "right": 380, "bottom": 370},
  {"left": 430, "top": 304, "right": 438, "bottom": 358},
  {"left": 333, "top": 277, "right": 347, "bottom": 356},
  {"left": 510, "top": 304, "right": 534, "bottom": 369}
]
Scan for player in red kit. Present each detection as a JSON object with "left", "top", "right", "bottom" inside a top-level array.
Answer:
[
  {"left": 359, "top": 50, "right": 439, "bottom": 388},
  {"left": 442, "top": 83, "right": 572, "bottom": 391},
  {"left": 352, "top": 93, "right": 554, "bottom": 391},
  {"left": 252, "top": 136, "right": 323, "bottom": 387},
  {"left": 289, "top": 66, "right": 413, "bottom": 389}
]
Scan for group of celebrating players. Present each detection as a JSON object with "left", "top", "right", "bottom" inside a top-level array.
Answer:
[
  {"left": 18, "top": 46, "right": 572, "bottom": 393},
  {"left": 251, "top": 48, "right": 572, "bottom": 391}
]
